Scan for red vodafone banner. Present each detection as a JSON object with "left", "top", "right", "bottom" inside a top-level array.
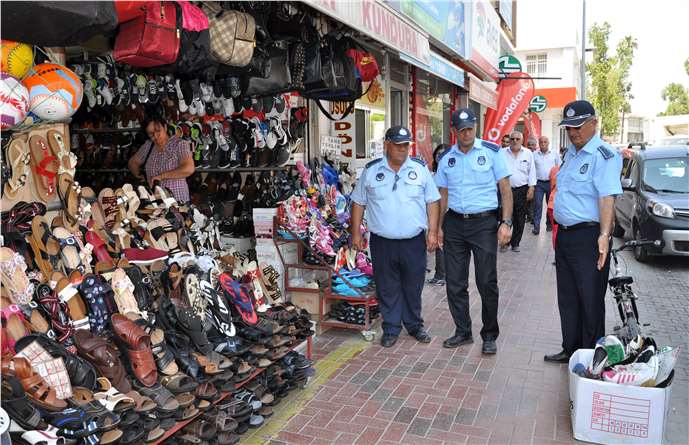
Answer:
[
  {"left": 482, "top": 73, "right": 535, "bottom": 143},
  {"left": 523, "top": 112, "right": 542, "bottom": 142}
]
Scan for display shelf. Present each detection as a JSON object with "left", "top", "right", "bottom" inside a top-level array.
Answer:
[{"left": 150, "top": 336, "right": 312, "bottom": 445}]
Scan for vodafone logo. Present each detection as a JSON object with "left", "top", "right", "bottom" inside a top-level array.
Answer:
[{"left": 484, "top": 76, "right": 534, "bottom": 142}]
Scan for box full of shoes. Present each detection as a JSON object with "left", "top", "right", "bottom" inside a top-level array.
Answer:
[{"left": 568, "top": 347, "right": 676, "bottom": 444}]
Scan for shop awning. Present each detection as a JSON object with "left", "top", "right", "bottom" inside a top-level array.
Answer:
[
  {"left": 534, "top": 87, "right": 577, "bottom": 109},
  {"left": 400, "top": 51, "right": 466, "bottom": 89}
]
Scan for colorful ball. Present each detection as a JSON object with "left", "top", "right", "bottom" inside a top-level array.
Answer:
[
  {"left": 23, "top": 63, "right": 83, "bottom": 121},
  {"left": 0, "top": 40, "right": 34, "bottom": 79},
  {"left": 0, "top": 73, "right": 29, "bottom": 130}
]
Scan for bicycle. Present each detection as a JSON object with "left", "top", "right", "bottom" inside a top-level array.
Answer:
[{"left": 608, "top": 239, "right": 663, "bottom": 342}]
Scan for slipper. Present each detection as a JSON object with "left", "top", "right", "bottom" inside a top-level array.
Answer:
[
  {"left": 160, "top": 373, "right": 197, "bottom": 394},
  {"left": 56, "top": 174, "right": 82, "bottom": 233},
  {"left": 125, "top": 389, "right": 157, "bottom": 414},
  {"left": 131, "top": 380, "right": 179, "bottom": 413},
  {"left": 219, "top": 273, "right": 258, "bottom": 325},
  {"left": 4, "top": 137, "right": 31, "bottom": 200},
  {"left": 111, "top": 314, "right": 157, "bottom": 387},
  {"left": 55, "top": 277, "right": 90, "bottom": 331},
  {"left": 98, "top": 188, "right": 120, "bottom": 231},
  {"left": 85, "top": 229, "right": 114, "bottom": 267},
  {"left": 110, "top": 268, "right": 141, "bottom": 317},
  {"left": 150, "top": 328, "right": 179, "bottom": 376},
  {"left": 93, "top": 377, "right": 136, "bottom": 413},
  {"left": 29, "top": 134, "right": 59, "bottom": 202},
  {"left": 0, "top": 247, "right": 33, "bottom": 305},
  {"left": 52, "top": 227, "right": 85, "bottom": 275},
  {"left": 47, "top": 129, "right": 78, "bottom": 178},
  {"left": 176, "top": 306, "right": 212, "bottom": 354}
]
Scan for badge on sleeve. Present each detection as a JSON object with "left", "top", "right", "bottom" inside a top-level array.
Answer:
[
  {"left": 448, "top": 157, "right": 456, "bottom": 167},
  {"left": 376, "top": 172, "right": 385, "bottom": 181},
  {"left": 408, "top": 171, "right": 417, "bottom": 180},
  {"left": 579, "top": 163, "right": 589, "bottom": 174},
  {"left": 477, "top": 155, "right": 486, "bottom": 165}
]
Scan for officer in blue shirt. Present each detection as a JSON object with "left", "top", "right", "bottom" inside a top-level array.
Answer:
[
  {"left": 351, "top": 126, "right": 440, "bottom": 348},
  {"left": 545, "top": 100, "right": 623, "bottom": 363},
  {"left": 435, "top": 108, "right": 514, "bottom": 354}
]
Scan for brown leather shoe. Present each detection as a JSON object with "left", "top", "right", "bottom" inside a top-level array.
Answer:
[{"left": 111, "top": 314, "right": 158, "bottom": 387}]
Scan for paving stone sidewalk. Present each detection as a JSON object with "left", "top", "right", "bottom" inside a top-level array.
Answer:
[{"left": 266, "top": 230, "right": 688, "bottom": 445}]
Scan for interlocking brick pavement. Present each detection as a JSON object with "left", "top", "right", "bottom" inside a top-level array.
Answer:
[{"left": 270, "top": 230, "right": 688, "bottom": 445}]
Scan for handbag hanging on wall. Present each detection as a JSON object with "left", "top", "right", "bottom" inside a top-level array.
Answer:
[{"left": 202, "top": 1, "right": 256, "bottom": 67}]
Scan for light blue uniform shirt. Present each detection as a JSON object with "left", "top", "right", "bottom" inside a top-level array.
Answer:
[
  {"left": 435, "top": 139, "right": 511, "bottom": 214},
  {"left": 554, "top": 134, "right": 623, "bottom": 226},
  {"left": 351, "top": 156, "right": 440, "bottom": 239}
]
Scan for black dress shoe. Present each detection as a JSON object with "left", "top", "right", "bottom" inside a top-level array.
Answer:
[
  {"left": 544, "top": 350, "right": 571, "bottom": 363},
  {"left": 482, "top": 340, "right": 497, "bottom": 354},
  {"left": 442, "top": 335, "right": 473, "bottom": 349},
  {"left": 546, "top": 226, "right": 553, "bottom": 232},
  {"left": 380, "top": 335, "right": 398, "bottom": 348},
  {"left": 410, "top": 329, "right": 431, "bottom": 344}
]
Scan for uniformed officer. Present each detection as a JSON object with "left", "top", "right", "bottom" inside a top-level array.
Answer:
[
  {"left": 351, "top": 126, "right": 440, "bottom": 348},
  {"left": 544, "top": 100, "right": 623, "bottom": 363},
  {"left": 435, "top": 108, "right": 513, "bottom": 354}
]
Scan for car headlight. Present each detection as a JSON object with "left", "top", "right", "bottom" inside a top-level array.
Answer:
[{"left": 649, "top": 201, "right": 675, "bottom": 219}]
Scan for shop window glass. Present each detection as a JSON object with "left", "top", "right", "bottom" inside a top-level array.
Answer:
[{"left": 414, "top": 70, "right": 452, "bottom": 166}]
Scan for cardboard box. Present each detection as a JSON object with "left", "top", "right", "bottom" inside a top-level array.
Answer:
[
  {"left": 289, "top": 291, "right": 330, "bottom": 321},
  {"left": 569, "top": 349, "right": 673, "bottom": 445},
  {"left": 219, "top": 236, "right": 254, "bottom": 254},
  {"left": 252, "top": 208, "right": 278, "bottom": 238}
]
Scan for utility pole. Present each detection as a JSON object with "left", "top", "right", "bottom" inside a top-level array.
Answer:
[{"left": 580, "top": 0, "right": 586, "bottom": 99}]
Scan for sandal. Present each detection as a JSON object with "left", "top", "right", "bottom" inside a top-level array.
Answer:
[
  {"left": 93, "top": 377, "right": 136, "bottom": 413},
  {"left": 1, "top": 375, "right": 47, "bottom": 430},
  {"left": 29, "top": 134, "right": 59, "bottom": 202},
  {"left": 219, "top": 273, "right": 258, "bottom": 325},
  {"left": 56, "top": 174, "right": 81, "bottom": 233},
  {"left": 70, "top": 387, "right": 121, "bottom": 430},
  {"left": 3, "top": 137, "right": 31, "bottom": 199},
  {"left": 202, "top": 279, "right": 236, "bottom": 338},
  {"left": 125, "top": 390, "right": 157, "bottom": 414},
  {"left": 33, "top": 284, "right": 75, "bottom": 347},
  {"left": 163, "top": 330, "right": 201, "bottom": 379},
  {"left": 98, "top": 188, "right": 121, "bottom": 232},
  {"left": 150, "top": 328, "right": 179, "bottom": 376},
  {"left": 47, "top": 129, "right": 78, "bottom": 178},
  {"left": 111, "top": 314, "right": 157, "bottom": 387},
  {"left": 1, "top": 304, "right": 29, "bottom": 355},
  {"left": 77, "top": 274, "right": 118, "bottom": 335},
  {"left": 55, "top": 277, "right": 90, "bottom": 332},
  {"left": 110, "top": 268, "right": 141, "bottom": 317},
  {"left": 52, "top": 227, "right": 85, "bottom": 275},
  {"left": 184, "top": 419, "right": 216, "bottom": 440},
  {"left": 191, "top": 352, "right": 222, "bottom": 375},
  {"left": 176, "top": 306, "right": 212, "bottom": 354},
  {"left": 131, "top": 381, "right": 179, "bottom": 413},
  {"left": 160, "top": 373, "right": 197, "bottom": 394},
  {"left": 0, "top": 247, "right": 33, "bottom": 304},
  {"left": 194, "top": 381, "right": 218, "bottom": 401},
  {"left": 74, "top": 329, "right": 131, "bottom": 394},
  {"left": 2, "top": 357, "right": 67, "bottom": 411}
]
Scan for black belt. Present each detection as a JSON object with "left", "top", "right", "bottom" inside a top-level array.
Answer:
[
  {"left": 448, "top": 209, "right": 497, "bottom": 220},
  {"left": 537, "top": 179, "right": 550, "bottom": 182},
  {"left": 511, "top": 185, "right": 528, "bottom": 189},
  {"left": 556, "top": 221, "right": 599, "bottom": 231}
]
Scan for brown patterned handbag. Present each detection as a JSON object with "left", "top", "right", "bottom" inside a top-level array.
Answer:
[{"left": 202, "top": 1, "right": 255, "bottom": 67}]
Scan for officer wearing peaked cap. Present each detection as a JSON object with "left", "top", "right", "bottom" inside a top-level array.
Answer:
[
  {"left": 544, "top": 100, "right": 623, "bottom": 364},
  {"left": 435, "top": 108, "right": 514, "bottom": 355},
  {"left": 351, "top": 126, "right": 441, "bottom": 348}
]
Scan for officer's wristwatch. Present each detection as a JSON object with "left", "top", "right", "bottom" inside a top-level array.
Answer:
[{"left": 500, "top": 219, "right": 513, "bottom": 228}]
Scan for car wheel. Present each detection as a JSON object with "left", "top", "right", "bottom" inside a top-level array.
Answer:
[
  {"left": 633, "top": 225, "right": 649, "bottom": 262},
  {"left": 612, "top": 219, "right": 625, "bottom": 238}
]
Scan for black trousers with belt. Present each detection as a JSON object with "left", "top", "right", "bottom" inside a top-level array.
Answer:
[
  {"left": 555, "top": 225, "right": 610, "bottom": 354},
  {"left": 511, "top": 185, "right": 528, "bottom": 248},
  {"left": 443, "top": 211, "right": 499, "bottom": 341},
  {"left": 370, "top": 232, "right": 426, "bottom": 337}
]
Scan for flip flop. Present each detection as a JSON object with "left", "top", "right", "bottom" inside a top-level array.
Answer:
[
  {"left": 29, "top": 134, "right": 59, "bottom": 202},
  {"left": 0, "top": 247, "right": 33, "bottom": 305},
  {"left": 47, "top": 129, "right": 78, "bottom": 178},
  {"left": 219, "top": 273, "right": 258, "bottom": 325},
  {"left": 4, "top": 137, "right": 31, "bottom": 199}
]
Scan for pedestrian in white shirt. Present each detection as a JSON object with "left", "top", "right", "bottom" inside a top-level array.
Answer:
[
  {"left": 532, "top": 136, "right": 561, "bottom": 234},
  {"left": 502, "top": 131, "right": 536, "bottom": 252}
]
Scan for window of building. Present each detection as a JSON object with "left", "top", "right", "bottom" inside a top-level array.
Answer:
[{"left": 526, "top": 54, "right": 547, "bottom": 76}]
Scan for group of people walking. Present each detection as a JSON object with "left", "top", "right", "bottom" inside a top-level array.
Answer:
[{"left": 351, "top": 100, "right": 623, "bottom": 364}]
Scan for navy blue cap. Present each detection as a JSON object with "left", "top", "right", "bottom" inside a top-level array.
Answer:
[
  {"left": 559, "top": 100, "right": 596, "bottom": 127},
  {"left": 451, "top": 108, "right": 476, "bottom": 130},
  {"left": 385, "top": 125, "right": 413, "bottom": 144}
]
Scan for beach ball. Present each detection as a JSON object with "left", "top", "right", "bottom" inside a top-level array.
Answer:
[
  {"left": 0, "top": 40, "right": 34, "bottom": 79},
  {"left": 23, "top": 63, "right": 83, "bottom": 121},
  {"left": 0, "top": 73, "right": 29, "bottom": 130}
]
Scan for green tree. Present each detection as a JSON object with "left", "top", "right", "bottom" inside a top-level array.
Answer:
[
  {"left": 586, "top": 22, "right": 637, "bottom": 137},
  {"left": 658, "top": 57, "right": 689, "bottom": 116}
]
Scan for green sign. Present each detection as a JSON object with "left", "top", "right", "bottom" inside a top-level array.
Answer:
[
  {"left": 498, "top": 55, "right": 521, "bottom": 78},
  {"left": 529, "top": 95, "right": 547, "bottom": 112}
]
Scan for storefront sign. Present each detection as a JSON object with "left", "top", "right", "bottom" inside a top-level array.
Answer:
[
  {"left": 529, "top": 95, "right": 547, "bottom": 112},
  {"left": 523, "top": 112, "right": 542, "bottom": 141},
  {"left": 400, "top": 51, "right": 466, "bottom": 88},
  {"left": 482, "top": 72, "right": 535, "bottom": 143},
  {"left": 329, "top": 103, "right": 356, "bottom": 159},
  {"left": 320, "top": 136, "right": 342, "bottom": 161},
  {"left": 389, "top": 0, "right": 469, "bottom": 60},
  {"left": 468, "top": 1, "right": 500, "bottom": 80},
  {"left": 468, "top": 73, "right": 498, "bottom": 109},
  {"left": 306, "top": 0, "right": 431, "bottom": 65},
  {"left": 357, "top": 77, "right": 386, "bottom": 109},
  {"left": 498, "top": 54, "right": 521, "bottom": 78},
  {"left": 498, "top": 0, "right": 513, "bottom": 32}
]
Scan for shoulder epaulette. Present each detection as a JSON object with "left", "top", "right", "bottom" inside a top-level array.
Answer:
[
  {"left": 438, "top": 146, "right": 453, "bottom": 161},
  {"left": 597, "top": 145, "right": 614, "bottom": 160},
  {"left": 365, "top": 158, "right": 383, "bottom": 169},
  {"left": 410, "top": 157, "right": 426, "bottom": 166},
  {"left": 481, "top": 140, "right": 501, "bottom": 152}
]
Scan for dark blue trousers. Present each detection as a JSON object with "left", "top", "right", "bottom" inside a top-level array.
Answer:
[
  {"left": 370, "top": 232, "right": 426, "bottom": 336},
  {"left": 533, "top": 180, "right": 552, "bottom": 232},
  {"left": 555, "top": 226, "right": 610, "bottom": 354}
]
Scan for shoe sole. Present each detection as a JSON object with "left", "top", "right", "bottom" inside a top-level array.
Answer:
[
  {"left": 129, "top": 256, "right": 168, "bottom": 265},
  {"left": 482, "top": 349, "right": 497, "bottom": 355}
]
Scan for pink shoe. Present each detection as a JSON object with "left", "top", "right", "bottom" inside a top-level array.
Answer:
[{"left": 356, "top": 252, "right": 373, "bottom": 276}]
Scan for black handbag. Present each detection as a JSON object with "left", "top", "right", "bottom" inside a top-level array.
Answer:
[{"left": 243, "top": 40, "right": 305, "bottom": 97}]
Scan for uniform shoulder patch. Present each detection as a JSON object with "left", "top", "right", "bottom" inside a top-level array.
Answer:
[
  {"left": 365, "top": 158, "right": 383, "bottom": 169},
  {"left": 481, "top": 140, "right": 501, "bottom": 152},
  {"left": 438, "top": 146, "right": 453, "bottom": 162},
  {"left": 597, "top": 145, "right": 614, "bottom": 160},
  {"left": 410, "top": 157, "right": 426, "bottom": 166}
]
